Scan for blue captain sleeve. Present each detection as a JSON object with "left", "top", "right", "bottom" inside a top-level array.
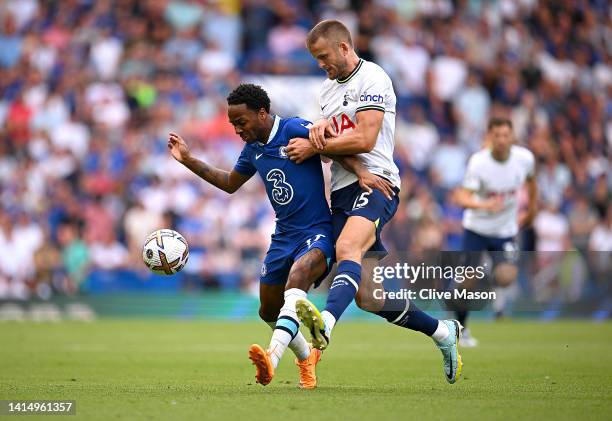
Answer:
[{"left": 233, "top": 145, "right": 256, "bottom": 176}]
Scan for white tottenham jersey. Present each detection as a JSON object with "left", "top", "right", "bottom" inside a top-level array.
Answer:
[
  {"left": 319, "top": 59, "right": 400, "bottom": 191},
  {"left": 462, "top": 145, "right": 535, "bottom": 238}
]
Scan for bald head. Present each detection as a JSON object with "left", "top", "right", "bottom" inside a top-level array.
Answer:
[{"left": 306, "top": 20, "right": 353, "bottom": 49}]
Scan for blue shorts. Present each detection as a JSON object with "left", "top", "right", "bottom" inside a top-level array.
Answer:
[
  {"left": 462, "top": 229, "right": 518, "bottom": 266},
  {"left": 260, "top": 224, "right": 334, "bottom": 287},
  {"left": 330, "top": 181, "right": 400, "bottom": 257}
]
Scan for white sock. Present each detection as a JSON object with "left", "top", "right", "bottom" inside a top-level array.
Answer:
[
  {"left": 288, "top": 330, "right": 310, "bottom": 361},
  {"left": 431, "top": 321, "right": 450, "bottom": 343},
  {"left": 493, "top": 287, "right": 505, "bottom": 313},
  {"left": 266, "top": 321, "right": 310, "bottom": 362},
  {"left": 268, "top": 288, "right": 308, "bottom": 368},
  {"left": 321, "top": 310, "right": 337, "bottom": 333}
]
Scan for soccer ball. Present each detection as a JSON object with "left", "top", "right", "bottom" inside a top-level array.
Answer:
[{"left": 142, "top": 229, "right": 189, "bottom": 275}]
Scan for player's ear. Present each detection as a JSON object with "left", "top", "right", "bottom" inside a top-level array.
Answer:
[{"left": 339, "top": 41, "right": 350, "bottom": 56}]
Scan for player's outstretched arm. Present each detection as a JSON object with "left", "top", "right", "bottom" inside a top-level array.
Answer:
[
  {"left": 168, "top": 132, "right": 251, "bottom": 194},
  {"left": 453, "top": 187, "right": 504, "bottom": 212},
  {"left": 331, "top": 155, "right": 395, "bottom": 200}
]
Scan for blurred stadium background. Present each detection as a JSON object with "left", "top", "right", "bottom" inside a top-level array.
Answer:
[{"left": 0, "top": 0, "right": 610, "bottom": 320}]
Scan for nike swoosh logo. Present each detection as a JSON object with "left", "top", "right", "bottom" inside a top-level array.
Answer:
[
  {"left": 446, "top": 357, "right": 453, "bottom": 380},
  {"left": 321, "top": 104, "right": 328, "bottom": 111},
  {"left": 255, "top": 153, "right": 263, "bottom": 160}
]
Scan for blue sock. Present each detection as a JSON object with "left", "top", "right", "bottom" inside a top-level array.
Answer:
[
  {"left": 376, "top": 297, "right": 438, "bottom": 336},
  {"left": 324, "top": 260, "right": 361, "bottom": 321}
]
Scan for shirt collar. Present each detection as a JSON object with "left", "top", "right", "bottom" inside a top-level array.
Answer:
[
  {"left": 257, "top": 115, "right": 281, "bottom": 146},
  {"left": 337, "top": 59, "right": 363, "bottom": 84}
]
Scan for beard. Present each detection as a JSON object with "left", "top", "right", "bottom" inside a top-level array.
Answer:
[{"left": 335, "top": 60, "right": 350, "bottom": 80}]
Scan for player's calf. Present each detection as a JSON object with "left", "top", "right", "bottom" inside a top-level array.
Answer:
[
  {"left": 258, "top": 306, "right": 280, "bottom": 324},
  {"left": 252, "top": 291, "right": 313, "bottom": 387},
  {"left": 492, "top": 263, "right": 519, "bottom": 319},
  {"left": 316, "top": 216, "right": 376, "bottom": 339},
  {"left": 264, "top": 248, "right": 328, "bottom": 375},
  {"left": 255, "top": 283, "right": 310, "bottom": 387},
  {"left": 357, "top": 262, "right": 466, "bottom": 383},
  {"left": 354, "top": 258, "right": 384, "bottom": 312},
  {"left": 267, "top": 288, "right": 308, "bottom": 367}
]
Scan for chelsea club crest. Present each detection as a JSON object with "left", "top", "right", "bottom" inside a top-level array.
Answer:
[{"left": 279, "top": 146, "right": 288, "bottom": 158}]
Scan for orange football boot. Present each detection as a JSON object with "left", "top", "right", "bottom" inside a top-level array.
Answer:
[
  {"left": 248, "top": 344, "right": 274, "bottom": 386},
  {"left": 295, "top": 347, "right": 322, "bottom": 389}
]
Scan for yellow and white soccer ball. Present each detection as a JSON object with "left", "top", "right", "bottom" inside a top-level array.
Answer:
[{"left": 142, "top": 229, "right": 189, "bottom": 275}]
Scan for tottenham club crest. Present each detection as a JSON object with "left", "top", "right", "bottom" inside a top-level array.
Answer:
[
  {"left": 279, "top": 146, "right": 288, "bottom": 158},
  {"left": 261, "top": 264, "right": 267, "bottom": 276},
  {"left": 343, "top": 92, "right": 350, "bottom": 106},
  {"left": 343, "top": 89, "right": 355, "bottom": 106}
]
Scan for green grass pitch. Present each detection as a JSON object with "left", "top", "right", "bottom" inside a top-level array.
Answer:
[{"left": 1, "top": 320, "right": 611, "bottom": 420}]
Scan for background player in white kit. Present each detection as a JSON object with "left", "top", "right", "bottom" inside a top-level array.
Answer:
[
  {"left": 286, "top": 20, "right": 463, "bottom": 384},
  {"left": 454, "top": 118, "right": 538, "bottom": 346}
]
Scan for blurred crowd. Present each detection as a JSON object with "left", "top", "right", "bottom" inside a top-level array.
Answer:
[{"left": 0, "top": 0, "right": 610, "bottom": 300}]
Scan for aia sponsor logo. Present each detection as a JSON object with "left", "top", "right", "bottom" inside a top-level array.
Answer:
[
  {"left": 485, "top": 189, "right": 516, "bottom": 199},
  {"left": 331, "top": 114, "right": 356, "bottom": 135}
]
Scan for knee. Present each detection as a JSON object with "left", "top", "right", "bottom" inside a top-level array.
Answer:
[
  {"left": 494, "top": 263, "right": 518, "bottom": 287},
  {"left": 286, "top": 267, "right": 311, "bottom": 291},
  {"left": 336, "top": 233, "right": 374, "bottom": 262},
  {"left": 259, "top": 305, "right": 279, "bottom": 323},
  {"left": 336, "top": 237, "right": 358, "bottom": 261},
  {"left": 287, "top": 249, "right": 325, "bottom": 291}
]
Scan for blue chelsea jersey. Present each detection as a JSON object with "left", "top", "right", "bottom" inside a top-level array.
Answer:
[{"left": 233, "top": 116, "right": 332, "bottom": 233}]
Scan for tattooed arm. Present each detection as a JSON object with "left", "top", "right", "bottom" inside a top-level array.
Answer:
[{"left": 168, "top": 132, "right": 252, "bottom": 194}]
